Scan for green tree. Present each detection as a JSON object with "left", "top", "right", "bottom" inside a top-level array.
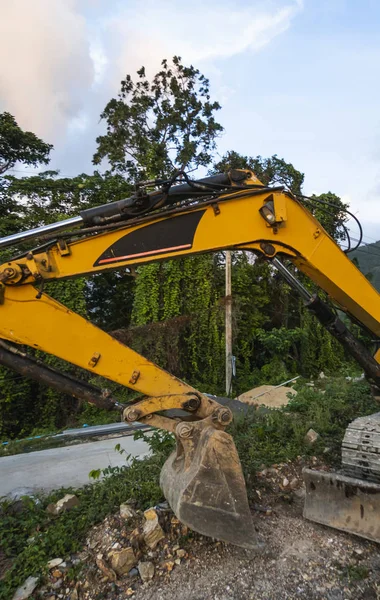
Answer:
[
  {"left": 305, "top": 191, "right": 349, "bottom": 243},
  {"left": 213, "top": 150, "right": 304, "bottom": 194},
  {"left": 93, "top": 56, "right": 223, "bottom": 180},
  {"left": 2, "top": 170, "right": 131, "bottom": 229},
  {"left": 0, "top": 112, "right": 52, "bottom": 175}
]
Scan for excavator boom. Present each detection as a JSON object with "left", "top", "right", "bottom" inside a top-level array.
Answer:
[{"left": 1, "top": 169, "right": 380, "bottom": 547}]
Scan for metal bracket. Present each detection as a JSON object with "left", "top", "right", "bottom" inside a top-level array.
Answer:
[
  {"left": 88, "top": 352, "right": 101, "bottom": 368},
  {"left": 129, "top": 369, "right": 140, "bottom": 384},
  {"left": 57, "top": 239, "right": 71, "bottom": 256}
]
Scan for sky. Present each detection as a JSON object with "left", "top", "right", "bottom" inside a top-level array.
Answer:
[{"left": 1, "top": 0, "right": 380, "bottom": 244}]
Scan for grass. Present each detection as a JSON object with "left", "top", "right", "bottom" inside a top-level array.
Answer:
[
  {"left": 0, "top": 449, "right": 168, "bottom": 599},
  {"left": 1, "top": 378, "right": 378, "bottom": 598},
  {"left": 230, "top": 377, "right": 379, "bottom": 489}
]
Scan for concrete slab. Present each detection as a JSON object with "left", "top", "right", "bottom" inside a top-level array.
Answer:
[{"left": 237, "top": 385, "right": 297, "bottom": 408}]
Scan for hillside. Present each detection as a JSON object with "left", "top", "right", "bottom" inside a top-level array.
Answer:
[{"left": 349, "top": 240, "right": 380, "bottom": 291}]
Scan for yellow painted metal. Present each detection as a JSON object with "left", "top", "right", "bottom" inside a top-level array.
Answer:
[
  {"left": 123, "top": 392, "right": 219, "bottom": 422},
  {"left": 0, "top": 284, "right": 195, "bottom": 398},
  {"left": 3, "top": 188, "right": 380, "bottom": 337},
  {"left": 273, "top": 193, "right": 287, "bottom": 224},
  {"left": 1, "top": 181, "right": 380, "bottom": 396}
]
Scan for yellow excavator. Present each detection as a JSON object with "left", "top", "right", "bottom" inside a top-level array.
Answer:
[{"left": 1, "top": 169, "right": 380, "bottom": 548}]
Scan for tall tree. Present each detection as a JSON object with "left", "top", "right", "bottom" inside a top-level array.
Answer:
[
  {"left": 93, "top": 56, "right": 223, "bottom": 180},
  {"left": 0, "top": 112, "right": 52, "bottom": 175},
  {"left": 94, "top": 57, "right": 226, "bottom": 391}
]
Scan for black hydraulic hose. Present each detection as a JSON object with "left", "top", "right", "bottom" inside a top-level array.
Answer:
[{"left": 298, "top": 194, "right": 363, "bottom": 252}]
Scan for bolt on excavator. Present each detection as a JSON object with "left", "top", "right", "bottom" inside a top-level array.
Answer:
[{"left": 1, "top": 168, "right": 380, "bottom": 547}]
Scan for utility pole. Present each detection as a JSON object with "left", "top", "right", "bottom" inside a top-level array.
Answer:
[{"left": 225, "top": 250, "right": 232, "bottom": 395}]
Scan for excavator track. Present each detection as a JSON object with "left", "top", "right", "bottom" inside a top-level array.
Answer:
[
  {"left": 342, "top": 412, "right": 380, "bottom": 483},
  {"left": 304, "top": 411, "right": 380, "bottom": 543}
]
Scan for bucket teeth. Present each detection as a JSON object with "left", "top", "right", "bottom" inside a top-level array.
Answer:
[{"left": 160, "top": 422, "right": 258, "bottom": 549}]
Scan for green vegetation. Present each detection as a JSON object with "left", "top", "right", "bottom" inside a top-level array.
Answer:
[
  {"left": 0, "top": 454, "right": 166, "bottom": 600},
  {"left": 1, "top": 379, "right": 377, "bottom": 598},
  {"left": 0, "top": 112, "right": 52, "bottom": 176},
  {"left": 231, "top": 379, "right": 379, "bottom": 486},
  {"left": 350, "top": 241, "right": 380, "bottom": 291}
]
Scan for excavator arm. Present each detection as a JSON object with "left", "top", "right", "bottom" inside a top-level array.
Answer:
[{"left": 1, "top": 169, "right": 380, "bottom": 548}]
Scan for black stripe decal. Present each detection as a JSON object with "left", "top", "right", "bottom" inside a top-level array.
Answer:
[{"left": 94, "top": 210, "right": 206, "bottom": 267}]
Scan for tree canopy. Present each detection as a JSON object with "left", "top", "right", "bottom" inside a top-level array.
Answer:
[
  {"left": 93, "top": 56, "right": 223, "bottom": 180},
  {"left": 0, "top": 112, "right": 52, "bottom": 175},
  {"left": 213, "top": 150, "right": 305, "bottom": 194}
]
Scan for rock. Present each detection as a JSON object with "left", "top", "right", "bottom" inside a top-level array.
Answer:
[
  {"left": 126, "top": 588, "right": 135, "bottom": 597},
  {"left": 289, "top": 477, "right": 298, "bottom": 490},
  {"left": 128, "top": 567, "right": 139, "bottom": 577},
  {"left": 163, "top": 560, "right": 175, "bottom": 572},
  {"left": 267, "top": 468, "right": 278, "bottom": 476},
  {"left": 319, "top": 371, "right": 326, "bottom": 379},
  {"left": 51, "top": 579, "right": 63, "bottom": 589},
  {"left": 282, "top": 477, "right": 289, "bottom": 488},
  {"left": 70, "top": 591, "right": 78, "bottom": 600},
  {"left": 237, "top": 384, "right": 297, "bottom": 409},
  {"left": 110, "top": 547, "right": 137, "bottom": 576},
  {"left": 143, "top": 508, "right": 164, "bottom": 549},
  {"left": 305, "top": 382, "right": 314, "bottom": 387},
  {"left": 47, "top": 494, "right": 79, "bottom": 515},
  {"left": 12, "top": 576, "right": 39, "bottom": 600},
  {"left": 292, "top": 487, "right": 306, "bottom": 505},
  {"left": 175, "top": 558, "right": 181, "bottom": 565},
  {"left": 120, "top": 504, "right": 136, "bottom": 520},
  {"left": 176, "top": 549, "right": 186, "bottom": 558},
  {"left": 47, "top": 558, "right": 63, "bottom": 569},
  {"left": 304, "top": 428, "right": 320, "bottom": 444},
  {"left": 96, "top": 555, "right": 117, "bottom": 581},
  {"left": 138, "top": 561, "right": 155, "bottom": 582},
  {"left": 51, "top": 569, "right": 62, "bottom": 578}
]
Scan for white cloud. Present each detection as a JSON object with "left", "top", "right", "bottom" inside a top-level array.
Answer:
[
  {"left": 107, "top": 0, "right": 302, "bottom": 80},
  {"left": 0, "top": 0, "right": 94, "bottom": 142},
  {"left": 0, "top": 0, "right": 302, "bottom": 167}
]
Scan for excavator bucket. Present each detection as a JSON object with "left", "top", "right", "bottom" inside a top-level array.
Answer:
[{"left": 160, "top": 420, "right": 258, "bottom": 549}]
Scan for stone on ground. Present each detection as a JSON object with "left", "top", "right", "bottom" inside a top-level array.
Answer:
[
  {"left": 109, "top": 547, "right": 137, "bottom": 576},
  {"left": 304, "top": 428, "right": 320, "bottom": 444},
  {"left": 143, "top": 508, "right": 165, "bottom": 549},
  {"left": 46, "top": 494, "right": 79, "bottom": 515},
  {"left": 47, "top": 558, "right": 63, "bottom": 569},
  {"left": 138, "top": 561, "right": 155, "bottom": 582},
  {"left": 120, "top": 503, "right": 136, "bottom": 520},
  {"left": 12, "top": 576, "right": 39, "bottom": 600}
]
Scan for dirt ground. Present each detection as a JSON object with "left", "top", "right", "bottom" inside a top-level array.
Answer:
[
  {"left": 135, "top": 502, "right": 379, "bottom": 600},
  {"left": 35, "top": 460, "right": 380, "bottom": 600}
]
